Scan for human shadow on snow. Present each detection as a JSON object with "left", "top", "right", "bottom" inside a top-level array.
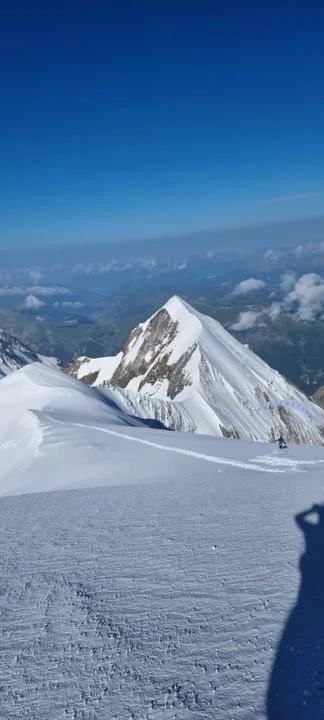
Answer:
[{"left": 267, "top": 503, "right": 324, "bottom": 719}]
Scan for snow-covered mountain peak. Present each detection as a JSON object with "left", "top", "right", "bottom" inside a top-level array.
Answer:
[
  {"left": 67, "top": 297, "right": 324, "bottom": 445},
  {"left": 163, "top": 294, "right": 201, "bottom": 323},
  {"left": 110, "top": 296, "right": 201, "bottom": 401}
]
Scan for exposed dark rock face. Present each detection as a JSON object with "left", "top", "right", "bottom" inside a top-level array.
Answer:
[
  {"left": 82, "top": 370, "right": 100, "bottom": 385},
  {"left": 111, "top": 309, "right": 196, "bottom": 399},
  {"left": 313, "top": 385, "right": 324, "bottom": 409},
  {"left": 138, "top": 343, "right": 197, "bottom": 400},
  {"left": 219, "top": 424, "right": 240, "bottom": 439},
  {"left": 65, "top": 357, "right": 89, "bottom": 377}
]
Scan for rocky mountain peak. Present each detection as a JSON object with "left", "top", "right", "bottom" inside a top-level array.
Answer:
[{"left": 66, "top": 296, "right": 324, "bottom": 445}]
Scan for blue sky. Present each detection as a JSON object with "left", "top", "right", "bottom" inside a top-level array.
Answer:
[{"left": 1, "top": 1, "right": 324, "bottom": 247}]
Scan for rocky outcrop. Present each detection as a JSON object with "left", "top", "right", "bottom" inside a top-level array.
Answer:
[
  {"left": 111, "top": 308, "right": 188, "bottom": 397},
  {"left": 312, "top": 385, "right": 324, "bottom": 409}
]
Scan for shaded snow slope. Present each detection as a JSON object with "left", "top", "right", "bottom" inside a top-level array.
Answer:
[
  {"left": 0, "top": 329, "right": 60, "bottom": 377},
  {"left": 67, "top": 295, "right": 324, "bottom": 445},
  {"left": 0, "top": 330, "right": 38, "bottom": 376}
]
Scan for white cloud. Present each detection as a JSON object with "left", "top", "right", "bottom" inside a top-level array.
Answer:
[
  {"left": 99, "top": 262, "right": 133, "bottom": 273},
  {"left": 267, "top": 302, "right": 282, "bottom": 320},
  {"left": 0, "top": 286, "right": 31, "bottom": 296},
  {"left": 72, "top": 261, "right": 136, "bottom": 275},
  {"left": 232, "top": 278, "right": 266, "bottom": 295},
  {"left": 72, "top": 263, "right": 96, "bottom": 275},
  {"left": 229, "top": 272, "right": 324, "bottom": 327},
  {"left": 0, "top": 285, "right": 70, "bottom": 297},
  {"left": 29, "top": 285, "right": 71, "bottom": 296},
  {"left": 284, "top": 273, "right": 324, "bottom": 321},
  {"left": 23, "top": 294, "right": 46, "bottom": 310},
  {"left": 118, "top": 263, "right": 133, "bottom": 271},
  {"left": 54, "top": 301, "right": 85, "bottom": 308},
  {"left": 230, "top": 311, "right": 262, "bottom": 331},
  {"left": 29, "top": 270, "right": 42, "bottom": 283},
  {"left": 264, "top": 249, "right": 279, "bottom": 262},
  {"left": 97, "top": 262, "right": 117, "bottom": 273},
  {"left": 280, "top": 270, "right": 297, "bottom": 293},
  {"left": 0, "top": 287, "right": 22, "bottom": 296},
  {"left": 174, "top": 262, "right": 187, "bottom": 271},
  {"left": 139, "top": 258, "right": 157, "bottom": 270},
  {"left": 295, "top": 244, "right": 305, "bottom": 258}
]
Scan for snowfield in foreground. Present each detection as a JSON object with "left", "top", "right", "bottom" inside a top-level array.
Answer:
[{"left": 0, "top": 364, "right": 323, "bottom": 718}]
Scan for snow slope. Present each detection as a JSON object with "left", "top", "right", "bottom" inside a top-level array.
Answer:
[
  {"left": 67, "top": 295, "right": 324, "bottom": 445},
  {"left": 0, "top": 363, "right": 323, "bottom": 718},
  {"left": 0, "top": 361, "right": 318, "bottom": 497},
  {"left": 0, "top": 362, "right": 168, "bottom": 496}
]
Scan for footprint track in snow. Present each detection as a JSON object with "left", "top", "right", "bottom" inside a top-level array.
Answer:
[{"left": 46, "top": 416, "right": 290, "bottom": 475}]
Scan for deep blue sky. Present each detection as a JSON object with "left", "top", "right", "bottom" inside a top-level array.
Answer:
[{"left": 1, "top": 1, "right": 324, "bottom": 247}]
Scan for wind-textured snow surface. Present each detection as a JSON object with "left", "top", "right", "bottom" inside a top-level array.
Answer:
[
  {"left": 0, "top": 363, "right": 324, "bottom": 718},
  {"left": 67, "top": 295, "right": 324, "bottom": 445}
]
